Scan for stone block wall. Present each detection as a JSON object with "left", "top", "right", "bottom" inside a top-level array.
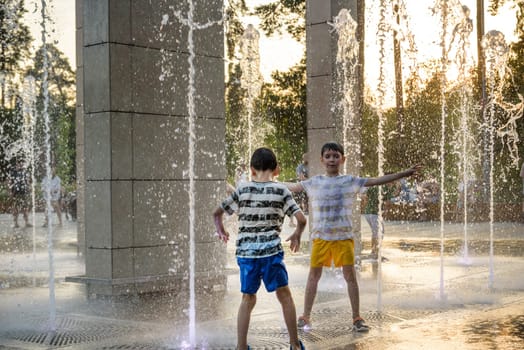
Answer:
[
  {"left": 306, "top": 0, "right": 364, "bottom": 252},
  {"left": 77, "top": 0, "right": 227, "bottom": 296}
]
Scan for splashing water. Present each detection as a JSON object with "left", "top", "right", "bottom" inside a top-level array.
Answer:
[
  {"left": 162, "top": 1, "right": 224, "bottom": 347},
  {"left": 240, "top": 24, "right": 263, "bottom": 164},
  {"left": 482, "top": 31, "right": 524, "bottom": 168},
  {"left": 482, "top": 30, "right": 523, "bottom": 289},
  {"left": 329, "top": 8, "right": 360, "bottom": 177},
  {"left": 433, "top": 0, "right": 463, "bottom": 303},
  {"left": 186, "top": 1, "right": 197, "bottom": 342},
  {"left": 373, "top": 0, "right": 390, "bottom": 311},
  {"left": 21, "top": 75, "right": 38, "bottom": 284},
  {"left": 448, "top": 5, "right": 476, "bottom": 265},
  {"left": 40, "top": 0, "right": 56, "bottom": 332}
]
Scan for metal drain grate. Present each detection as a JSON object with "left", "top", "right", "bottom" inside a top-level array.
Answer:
[
  {"left": 1, "top": 315, "right": 156, "bottom": 348},
  {"left": 99, "top": 344, "right": 170, "bottom": 350},
  {"left": 97, "top": 337, "right": 289, "bottom": 350},
  {"left": 0, "top": 308, "right": 443, "bottom": 349}
]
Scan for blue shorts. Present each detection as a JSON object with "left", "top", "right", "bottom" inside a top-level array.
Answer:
[{"left": 237, "top": 252, "right": 288, "bottom": 294}]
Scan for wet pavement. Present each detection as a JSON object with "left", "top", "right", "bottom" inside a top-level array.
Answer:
[{"left": 0, "top": 212, "right": 523, "bottom": 349}]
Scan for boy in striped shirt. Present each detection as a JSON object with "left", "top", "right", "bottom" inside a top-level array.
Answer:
[{"left": 213, "top": 147, "right": 307, "bottom": 350}]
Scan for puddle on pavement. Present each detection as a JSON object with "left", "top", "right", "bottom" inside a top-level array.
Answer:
[{"left": 392, "top": 239, "right": 524, "bottom": 256}]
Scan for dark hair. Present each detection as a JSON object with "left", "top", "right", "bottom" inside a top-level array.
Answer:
[
  {"left": 321, "top": 141, "right": 345, "bottom": 156},
  {"left": 250, "top": 147, "right": 278, "bottom": 171}
]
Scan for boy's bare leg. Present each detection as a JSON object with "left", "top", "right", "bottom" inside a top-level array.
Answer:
[
  {"left": 57, "top": 206, "right": 62, "bottom": 225},
  {"left": 371, "top": 237, "right": 379, "bottom": 256},
  {"left": 275, "top": 286, "right": 300, "bottom": 349},
  {"left": 53, "top": 202, "right": 63, "bottom": 226},
  {"left": 302, "top": 267, "right": 322, "bottom": 319},
  {"left": 237, "top": 293, "right": 256, "bottom": 350},
  {"left": 342, "top": 264, "right": 360, "bottom": 319},
  {"left": 12, "top": 201, "right": 19, "bottom": 227},
  {"left": 22, "top": 210, "right": 29, "bottom": 226}
]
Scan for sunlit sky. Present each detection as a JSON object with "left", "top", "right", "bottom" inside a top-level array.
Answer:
[{"left": 24, "top": 0, "right": 517, "bottom": 86}]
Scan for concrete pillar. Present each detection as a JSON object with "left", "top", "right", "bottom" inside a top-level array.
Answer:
[
  {"left": 75, "top": 0, "right": 85, "bottom": 257},
  {"left": 306, "top": 0, "right": 364, "bottom": 254},
  {"left": 76, "top": 0, "right": 227, "bottom": 297}
]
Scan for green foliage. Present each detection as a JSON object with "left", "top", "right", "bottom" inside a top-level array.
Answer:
[
  {"left": 225, "top": 0, "right": 248, "bottom": 61},
  {"left": 0, "top": 2, "right": 78, "bottom": 191},
  {"left": 361, "top": 57, "right": 523, "bottom": 205},
  {"left": 0, "top": 105, "right": 23, "bottom": 181},
  {"left": 225, "top": 0, "right": 307, "bottom": 183},
  {"left": 0, "top": 0, "right": 32, "bottom": 69},
  {"left": 25, "top": 44, "right": 76, "bottom": 185},
  {"left": 0, "top": 0, "right": 32, "bottom": 107},
  {"left": 484, "top": 1, "right": 524, "bottom": 201},
  {"left": 259, "top": 59, "right": 307, "bottom": 181},
  {"left": 253, "top": 0, "right": 305, "bottom": 41},
  {"left": 225, "top": 64, "right": 247, "bottom": 183},
  {"left": 225, "top": 0, "right": 523, "bottom": 206}
]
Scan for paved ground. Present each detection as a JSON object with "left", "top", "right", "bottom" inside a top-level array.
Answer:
[{"left": 0, "top": 212, "right": 524, "bottom": 349}]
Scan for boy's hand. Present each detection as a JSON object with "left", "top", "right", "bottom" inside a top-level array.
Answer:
[
  {"left": 215, "top": 229, "right": 229, "bottom": 243},
  {"left": 286, "top": 231, "right": 301, "bottom": 253},
  {"left": 409, "top": 164, "right": 423, "bottom": 178}
]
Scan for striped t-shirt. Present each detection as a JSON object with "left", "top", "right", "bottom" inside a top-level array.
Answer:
[
  {"left": 221, "top": 181, "right": 301, "bottom": 258},
  {"left": 301, "top": 175, "right": 367, "bottom": 241}
]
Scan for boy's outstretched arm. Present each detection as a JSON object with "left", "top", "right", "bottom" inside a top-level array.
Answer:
[
  {"left": 282, "top": 181, "right": 305, "bottom": 193},
  {"left": 285, "top": 211, "right": 307, "bottom": 252},
  {"left": 366, "top": 164, "right": 423, "bottom": 187},
  {"left": 213, "top": 207, "right": 230, "bottom": 243}
]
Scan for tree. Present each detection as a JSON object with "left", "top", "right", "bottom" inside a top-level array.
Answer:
[
  {"left": 26, "top": 44, "right": 76, "bottom": 185},
  {"left": 224, "top": 0, "right": 248, "bottom": 182},
  {"left": 0, "top": 0, "right": 32, "bottom": 183},
  {"left": 253, "top": 0, "right": 305, "bottom": 41},
  {"left": 0, "top": 0, "right": 32, "bottom": 107},
  {"left": 250, "top": 1, "right": 306, "bottom": 179},
  {"left": 259, "top": 59, "right": 307, "bottom": 180},
  {"left": 488, "top": 0, "right": 524, "bottom": 201}
]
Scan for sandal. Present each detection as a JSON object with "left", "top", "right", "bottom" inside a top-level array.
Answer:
[
  {"left": 353, "top": 316, "right": 370, "bottom": 332},
  {"left": 297, "top": 315, "right": 311, "bottom": 328},
  {"left": 290, "top": 340, "right": 306, "bottom": 349}
]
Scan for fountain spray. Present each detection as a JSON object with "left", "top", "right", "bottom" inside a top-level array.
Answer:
[
  {"left": 240, "top": 24, "right": 263, "bottom": 166},
  {"left": 481, "top": 30, "right": 522, "bottom": 289},
  {"left": 170, "top": 1, "right": 224, "bottom": 346},
  {"left": 40, "top": 0, "right": 56, "bottom": 333},
  {"left": 22, "top": 75, "right": 38, "bottom": 286}
]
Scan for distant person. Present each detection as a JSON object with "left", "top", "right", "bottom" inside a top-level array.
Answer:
[
  {"left": 63, "top": 187, "right": 77, "bottom": 221},
  {"left": 41, "top": 167, "right": 63, "bottom": 227},
  {"left": 285, "top": 141, "right": 422, "bottom": 332},
  {"left": 213, "top": 147, "right": 307, "bottom": 350},
  {"left": 235, "top": 163, "right": 249, "bottom": 187},
  {"left": 398, "top": 178, "right": 417, "bottom": 203},
  {"left": 295, "top": 153, "right": 309, "bottom": 214},
  {"left": 417, "top": 178, "right": 440, "bottom": 221},
  {"left": 289, "top": 153, "right": 309, "bottom": 228},
  {"left": 361, "top": 183, "right": 396, "bottom": 260},
  {"left": 520, "top": 162, "right": 524, "bottom": 215},
  {"left": 8, "top": 161, "right": 31, "bottom": 228},
  {"left": 521, "top": 162, "right": 524, "bottom": 189}
]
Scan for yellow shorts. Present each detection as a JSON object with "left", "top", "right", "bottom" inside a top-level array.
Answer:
[{"left": 310, "top": 239, "right": 355, "bottom": 267}]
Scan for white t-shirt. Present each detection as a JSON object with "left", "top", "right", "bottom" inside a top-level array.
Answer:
[
  {"left": 42, "top": 175, "right": 61, "bottom": 201},
  {"left": 301, "top": 175, "right": 367, "bottom": 241}
]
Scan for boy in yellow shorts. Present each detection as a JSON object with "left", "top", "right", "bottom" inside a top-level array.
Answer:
[{"left": 286, "top": 141, "right": 421, "bottom": 332}]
